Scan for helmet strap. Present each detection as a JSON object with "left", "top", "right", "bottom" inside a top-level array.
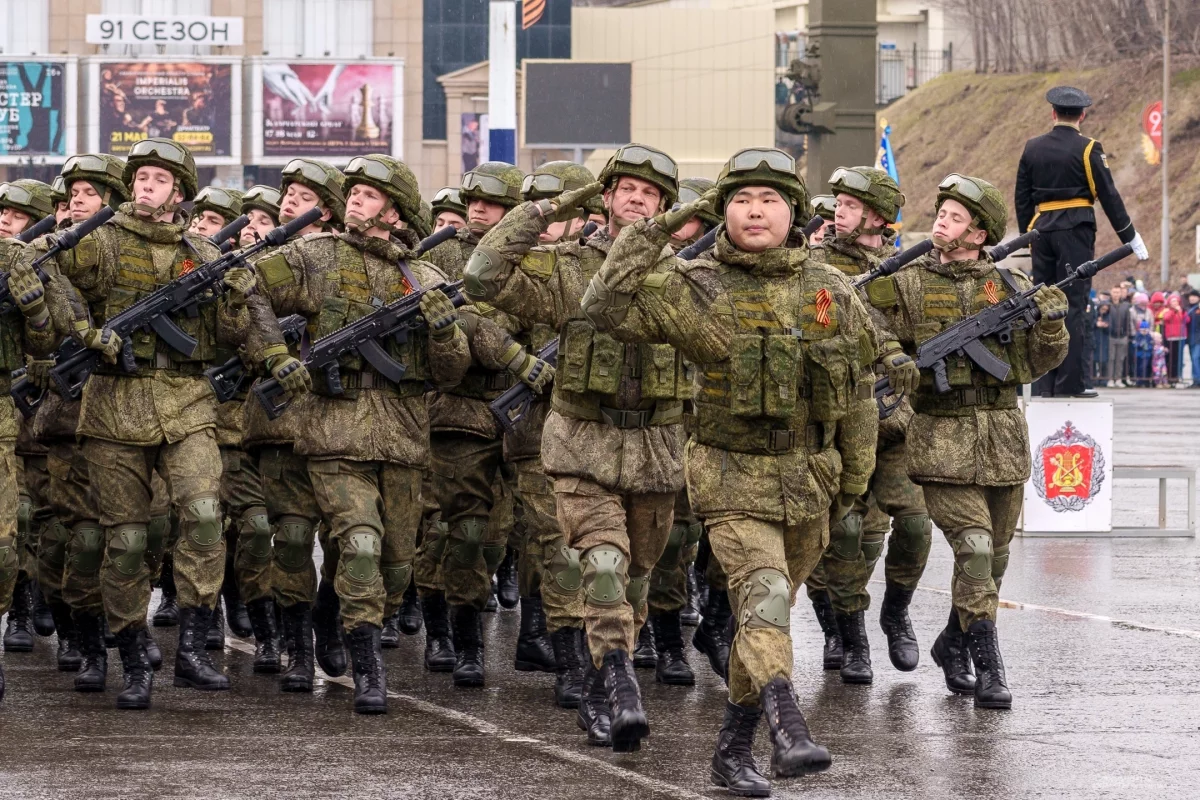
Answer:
[
  {"left": 933, "top": 217, "right": 982, "bottom": 253},
  {"left": 131, "top": 177, "right": 179, "bottom": 219},
  {"left": 347, "top": 197, "right": 403, "bottom": 236}
]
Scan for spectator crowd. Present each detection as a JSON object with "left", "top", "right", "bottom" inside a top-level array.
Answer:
[{"left": 1089, "top": 279, "right": 1200, "bottom": 389}]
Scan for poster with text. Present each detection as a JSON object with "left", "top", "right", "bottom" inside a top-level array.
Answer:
[
  {"left": 261, "top": 62, "right": 395, "bottom": 157},
  {"left": 1, "top": 61, "right": 70, "bottom": 157},
  {"left": 98, "top": 61, "right": 232, "bottom": 156}
]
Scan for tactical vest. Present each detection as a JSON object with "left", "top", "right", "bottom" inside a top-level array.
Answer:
[
  {"left": 307, "top": 238, "right": 427, "bottom": 398},
  {"left": 552, "top": 244, "right": 687, "bottom": 428},
  {"left": 815, "top": 242, "right": 870, "bottom": 277},
  {"left": 100, "top": 227, "right": 216, "bottom": 372},
  {"left": 909, "top": 264, "right": 1032, "bottom": 415},
  {"left": 0, "top": 243, "right": 26, "bottom": 381},
  {"left": 693, "top": 260, "right": 869, "bottom": 456},
  {"left": 453, "top": 301, "right": 516, "bottom": 401}
]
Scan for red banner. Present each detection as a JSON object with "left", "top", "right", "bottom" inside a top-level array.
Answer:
[{"left": 1142, "top": 100, "right": 1163, "bottom": 152}]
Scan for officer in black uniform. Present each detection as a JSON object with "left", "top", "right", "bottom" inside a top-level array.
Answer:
[{"left": 1015, "top": 85, "right": 1150, "bottom": 397}]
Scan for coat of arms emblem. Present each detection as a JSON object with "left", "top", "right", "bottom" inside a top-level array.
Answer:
[{"left": 1031, "top": 421, "right": 1106, "bottom": 512}]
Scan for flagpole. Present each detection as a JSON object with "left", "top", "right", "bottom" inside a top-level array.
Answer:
[
  {"left": 1160, "top": 0, "right": 1170, "bottom": 286},
  {"left": 489, "top": 1, "right": 518, "bottom": 164}
]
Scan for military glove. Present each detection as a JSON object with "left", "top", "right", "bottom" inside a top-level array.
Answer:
[
  {"left": 831, "top": 491, "right": 858, "bottom": 523},
  {"left": 223, "top": 267, "right": 257, "bottom": 308},
  {"left": 420, "top": 288, "right": 459, "bottom": 341},
  {"left": 267, "top": 352, "right": 311, "bottom": 397},
  {"left": 75, "top": 321, "right": 123, "bottom": 365},
  {"left": 881, "top": 349, "right": 920, "bottom": 396},
  {"left": 652, "top": 188, "right": 720, "bottom": 235},
  {"left": 1129, "top": 232, "right": 1150, "bottom": 261},
  {"left": 8, "top": 262, "right": 49, "bottom": 327},
  {"left": 1033, "top": 285, "right": 1069, "bottom": 327},
  {"left": 24, "top": 358, "right": 54, "bottom": 391},
  {"left": 508, "top": 350, "right": 556, "bottom": 395},
  {"left": 531, "top": 182, "right": 605, "bottom": 225}
]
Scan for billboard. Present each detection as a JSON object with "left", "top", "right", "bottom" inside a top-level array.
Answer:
[
  {"left": 0, "top": 58, "right": 78, "bottom": 164},
  {"left": 521, "top": 61, "right": 630, "bottom": 147},
  {"left": 250, "top": 59, "right": 405, "bottom": 164},
  {"left": 88, "top": 59, "right": 241, "bottom": 164}
]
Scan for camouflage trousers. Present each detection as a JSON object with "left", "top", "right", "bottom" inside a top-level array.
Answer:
[
  {"left": 220, "top": 447, "right": 271, "bottom": 604},
  {"left": 924, "top": 482, "right": 1022, "bottom": 629},
  {"left": 807, "top": 436, "right": 930, "bottom": 614},
  {"left": 708, "top": 513, "right": 829, "bottom": 706},
  {"left": 84, "top": 429, "right": 224, "bottom": 634},
  {"left": 694, "top": 529, "right": 729, "bottom": 592},
  {"left": 413, "top": 471, "right": 444, "bottom": 595},
  {"left": 429, "top": 433, "right": 509, "bottom": 610},
  {"left": 554, "top": 477, "right": 674, "bottom": 667},
  {"left": 647, "top": 488, "right": 703, "bottom": 615},
  {"left": 514, "top": 458, "right": 583, "bottom": 632},
  {"left": 0, "top": 438, "right": 18, "bottom": 618},
  {"left": 17, "top": 454, "right": 52, "bottom": 585},
  {"left": 262, "top": 444, "right": 327, "bottom": 610}
]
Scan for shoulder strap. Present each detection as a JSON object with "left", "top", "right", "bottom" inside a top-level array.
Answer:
[
  {"left": 995, "top": 266, "right": 1021, "bottom": 294},
  {"left": 398, "top": 260, "right": 420, "bottom": 293}
]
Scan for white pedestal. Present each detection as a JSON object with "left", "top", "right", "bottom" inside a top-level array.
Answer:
[{"left": 1021, "top": 398, "right": 1114, "bottom": 534}]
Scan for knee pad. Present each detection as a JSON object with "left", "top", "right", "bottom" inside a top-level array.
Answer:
[
  {"left": 955, "top": 529, "right": 993, "bottom": 584},
  {"left": 549, "top": 545, "right": 582, "bottom": 593},
  {"left": 627, "top": 573, "right": 650, "bottom": 616},
  {"left": 482, "top": 543, "right": 506, "bottom": 574},
  {"left": 382, "top": 562, "right": 412, "bottom": 595},
  {"left": 682, "top": 521, "right": 703, "bottom": 563},
  {"left": 424, "top": 520, "right": 450, "bottom": 561},
  {"left": 892, "top": 514, "right": 933, "bottom": 558},
  {"left": 992, "top": 542, "right": 1010, "bottom": 583},
  {"left": 68, "top": 523, "right": 105, "bottom": 577},
  {"left": 581, "top": 545, "right": 627, "bottom": 607},
  {"left": 273, "top": 515, "right": 315, "bottom": 574},
  {"left": 108, "top": 524, "right": 149, "bottom": 577},
  {"left": 146, "top": 515, "right": 170, "bottom": 561},
  {"left": 739, "top": 568, "right": 791, "bottom": 632},
  {"left": 342, "top": 526, "right": 381, "bottom": 585},
  {"left": 829, "top": 512, "right": 865, "bottom": 561},
  {"left": 181, "top": 495, "right": 223, "bottom": 550},
  {"left": 17, "top": 493, "right": 32, "bottom": 537},
  {"left": 861, "top": 531, "right": 885, "bottom": 563},
  {"left": 41, "top": 522, "right": 70, "bottom": 568},
  {"left": 448, "top": 517, "right": 487, "bottom": 568},
  {"left": 238, "top": 510, "right": 273, "bottom": 564},
  {"left": 655, "top": 522, "right": 689, "bottom": 570}
]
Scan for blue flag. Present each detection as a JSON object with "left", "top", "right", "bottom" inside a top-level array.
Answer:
[{"left": 876, "top": 118, "right": 901, "bottom": 231}]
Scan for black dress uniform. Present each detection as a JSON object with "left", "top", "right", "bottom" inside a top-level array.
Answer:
[{"left": 1015, "top": 86, "right": 1140, "bottom": 397}]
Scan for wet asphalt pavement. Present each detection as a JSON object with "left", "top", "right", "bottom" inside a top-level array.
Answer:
[{"left": 2, "top": 389, "right": 1198, "bottom": 799}]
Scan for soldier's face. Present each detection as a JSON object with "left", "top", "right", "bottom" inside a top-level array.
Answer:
[
  {"left": 133, "top": 166, "right": 182, "bottom": 217},
  {"left": 934, "top": 199, "right": 986, "bottom": 249},
  {"left": 0, "top": 207, "right": 32, "bottom": 238},
  {"left": 671, "top": 217, "right": 704, "bottom": 243},
  {"left": 725, "top": 186, "right": 791, "bottom": 252},
  {"left": 435, "top": 211, "right": 466, "bottom": 231},
  {"left": 280, "top": 183, "right": 329, "bottom": 233},
  {"left": 189, "top": 209, "right": 228, "bottom": 237},
  {"left": 346, "top": 184, "right": 401, "bottom": 236},
  {"left": 467, "top": 199, "right": 506, "bottom": 228},
  {"left": 55, "top": 201, "right": 71, "bottom": 223},
  {"left": 604, "top": 177, "right": 662, "bottom": 227},
  {"left": 69, "top": 182, "right": 104, "bottom": 221},
  {"left": 240, "top": 209, "right": 277, "bottom": 246}
]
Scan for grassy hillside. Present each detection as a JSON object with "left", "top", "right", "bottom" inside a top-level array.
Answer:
[{"left": 882, "top": 58, "right": 1200, "bottom": 287}]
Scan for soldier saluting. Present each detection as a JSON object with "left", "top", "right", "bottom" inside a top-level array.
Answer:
[{"left": 1014, "top": 85, "right": 1149, "bottom": 397}]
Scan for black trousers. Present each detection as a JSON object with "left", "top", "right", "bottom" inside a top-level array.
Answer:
[{"left": 1031, "top": 226, "right": 1094, "bottom": 396}]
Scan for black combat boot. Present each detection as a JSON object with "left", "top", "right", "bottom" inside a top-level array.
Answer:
[
  {"left": 3, "top": 579, "right": 34, "bottom": 652},
  {"left": 652, "top": 611, "right": 695, "bottom": 686},
  {"left": 760, "top": 677, "right": 832, "bottom": 777},
  {"left": 514, "top": 596, "right": 556, "bottom": 672},
  {"left": 495, "top": 547, "right": 520, "bottom": 610},
  {"left": 280, "top": 602, "right": 314, "bottom": 692},
  {"left": 143, "top": 629, "right": 162, "bottom": 671},
  {"left": 576, "top": 658, "right": 612, "bottom": 747},
  {"left": 836, "top": 611, "right": 873, "bottom": 684},
  {"left": 153, "top": 560, "right": 179, "bottom": 627},
  {"left": 114, "top": 627, "right": 152, "bottom": 710},
  {"left": 222, "top": 561, "right": 252, "bottom": 638},
  {"left": 312, "top": 580, "right": 348, "bottom": 678},
  {"left": 810, "top": 592, "right": 842, "bottom": 670},
  {"left": 879, "top": 584, "right": 920, "bottom": 672},
  {"left": 551, "top": 626, "right": 585, "bottom": 709},
  {"left": 930, "top": 608, "right": 975, "bottom": 695},
  {"left": 30, "top": 581, "right": 55, "bottom": 637},
  {"left": 247, "top": 597, "right": 281, "bottom": 674},
  {"left": 103, "top": 616, "right": 116, "bottom": 649},
  {"left": 450, "top": 605, "right": 485, "bottom": 687},
  {"left": 173, "top": 606, "right": 230, "bottom": 690},
  {"left": 967, "top": 620, "right": 1012, "bottom": 710},
  {"left": 347, "top": 623, "right": 388, "bottom": 715},
  {"left": 681, "top": 566, "right": 701, "bottom": 627},
  {"left": 484, "top": 585, "right": 499, "bottom": 612},
  {"left": 710, "top": 701, "right": 771, "bottom": 797},
  {"left": 73, "top": 612, "right": 108, "bottom": 692},
  {"left": 421, "top": 591, "right": 456, "bottom": 672},
  {"left": 694, "top": 588, "right": 732, "bottom": 681},
  {"left": 632, "top": 621, "right": 656, "bottom": 668},
  {"left": 206, "top": 598, "right": 226, "bottom": 650},
  {"left": 50, "top": 602, "right": 81, "bottom": 672},
  {"left": 381, "top": 610, "right": 401, "bottom": 649},
  {"left": 601, "top": 650, "right": 650, "bottom": 752},
  {"left": 398, "top": 582, "right": 422, "bottom": 635}
]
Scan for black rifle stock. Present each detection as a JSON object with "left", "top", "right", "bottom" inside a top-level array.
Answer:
[
  {"left": 488, "top": 339, "right": 558, "bottom": 434},
  {"left": 986, "top": 229, "right": 1040, "bottom": 263},
  {"left": 852, "top": 239, "right": 935, "bottom": 289},
  {"left": 17, "top": 214, "right": 58, "bottom": 244},
  {"left": 415, "top": 224, "right": 458, "bottom": 257},
  {"left": 211, "top": 215, "right": 251, "bottom": 254},
  {"left": 252, "top": 280, "right": 468, "bottom": 420},
  {"left": 676, "top": 226, "right": 719, "bottom": 261},
  {"left": 204, "top": 314, "right": 308, "bottom": 403},
  {"left": 802, "top": 214, "right": 825, "bottom": 239}
]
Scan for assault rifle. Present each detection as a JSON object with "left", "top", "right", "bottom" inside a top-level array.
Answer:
[
  {"left": 489, "top": 338, "right": 557, "bottom": 434},
  {"left": 204, "top": 314, "right": 308, "bottom": 403},
  {"left": 676, "top": 226, "right": 718, "bottom": 261},
  {"left": 252, "top": 280, "right": 468, "bottom": 420},
  {"left": 416, "top": 224, "right": 458, "bottom": 257},
  {"left": 211, "top": 214, "right": 251, "bottom": 254},
  {"left": 17, "top": 214, "right": 59, "bottom": 244},
  {"left": 1, "top": 207, "right": 115, "bottom": 317},
  {"left": 985, "top": 229, "right": 1040, "bottom": 263},
  {"left": 40, "top": 207, "right": 322, "bottom": 404},
  {"left": 852, "top": 230, "right": 1042, "bottom": 290}
]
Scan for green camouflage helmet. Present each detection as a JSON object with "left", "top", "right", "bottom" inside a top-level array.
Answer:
[
  {"left": 827, "top": 166, "right": 904, "bottom": 223},
  {"left": 240, "top": 184, "right": 282, "bottom": 224},
  {"left": 461, "top": 161, "right": 524, "bottom": 208},
  {"left": 280, "top": 158, "right": 347, "bottom": 226},
  {"left": 431, "top": 187, "right": 467, "bottom": 220},
  {"left": 122, "top": 137, "right": 199, "bottom": 200},
  {"left": 715, "top": 147, "right": 808, "bottom": 213},
  {"left": 598, "top": 143, "right": 678, "bottom": 208},
  {"left": 677, "top": 177, "right": 722, "bottom": 228},
  {"left": 810, "top": 194, "right": 837, "bottom": 221},
  {"left": 61, "top": 154, "right": 130, "bottom": 210},
  {"left": 935, "top": 173, "right": 1007, "bottom": 246},
  {"left": 0, "top": 179, "right": 55, "bottom": 219},
  {"left": 191, "top": 187, "right": 244, "bottom": 224},
  {"left": 50, "top": 175, "right": 67, "bottom": 205},
  {"left": 343, "top": 154, "right": 424, "bottom": 231},
  {"left": 522, "top": 161, "right": 603, "bottom": 215}
]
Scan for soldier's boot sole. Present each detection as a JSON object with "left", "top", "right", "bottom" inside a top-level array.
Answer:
[
  {"left": 770, "top": 747, "right": 832, "bottom": 779},
  {"left": 74, "top": 675, "right": 107, "bottom": 693}
]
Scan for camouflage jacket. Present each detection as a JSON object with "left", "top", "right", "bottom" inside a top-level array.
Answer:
[
  {"left": 875, "top": 253, "right": 1069, "bottom": 486},
  {"left": 589, "top": 222, "right": 879, "bottom": 525},
  {"left": 472, "top": 205, "right": 685, "bottom": 495},
  {"left": 0, "top": 238, "right": 62, "bottom": 444},
  {"left": 241, "top": 230, "right": 470, "bottom": 468}
]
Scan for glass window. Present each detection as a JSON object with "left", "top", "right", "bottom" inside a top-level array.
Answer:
[{"left": 263, "top": 0, "right": 374, "bottom": 59}]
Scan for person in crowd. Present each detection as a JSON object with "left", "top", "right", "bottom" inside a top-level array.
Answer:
[
  {"left": 1151, "top": 332, "right": 1169, "bottom": 388},
  {"left": 1186, "top": 291, "right": 1200, "bottom": 387},
  {"left": 1093, "top": 295, "right": 1111, "bottom": 383},
  {"left": 1107, "top": 285, "right": 1131, "bottom": 387},
  {"left": 1160, "top": 294, "right": 1189, "bottom": 386}
]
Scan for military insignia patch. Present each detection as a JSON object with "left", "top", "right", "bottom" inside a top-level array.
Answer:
[
  {"left": 984, "top": 279, "right": 999, "bottom": 305},
  {"left": 814, "top": 287, "right": 832, "bottom": 327},
  {"left": 1100, "top": 153, "right": 1109, "bottom": 169},
  {"left": 1032, "top": 421, "right": 1106, "bottom": 512}
]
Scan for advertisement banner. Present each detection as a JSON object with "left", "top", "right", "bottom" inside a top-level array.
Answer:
[
  {"left": 260, "top": 62, "right": 398, "bottom": 158},
  {"left": 96, "top": 61, "right": 234, "bottom": 157},
  {"left": 0, "top": 60, "right": 73, "bottom": 160}
]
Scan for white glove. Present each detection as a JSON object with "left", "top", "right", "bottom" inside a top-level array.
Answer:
[{"left": 1130, "top": 232, "right": 1150, "bottom": 261}]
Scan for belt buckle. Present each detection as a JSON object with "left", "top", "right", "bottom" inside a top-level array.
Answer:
[
  {"left": 766, "top": 429, "right": 795, "bottom": 452},
  {"left": 155, "top": 351, "right": 171, "bottom": 369},
  {"left": 961, "top": 388, "right": 978, "bottom": 405}
]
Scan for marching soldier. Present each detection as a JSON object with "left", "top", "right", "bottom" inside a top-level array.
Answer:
[
  {"left": 809, "top": 195, "right": 836, "bottom": 243},
  {"left": 431, "top": 187, "right": 468, "bottom": 232}
]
